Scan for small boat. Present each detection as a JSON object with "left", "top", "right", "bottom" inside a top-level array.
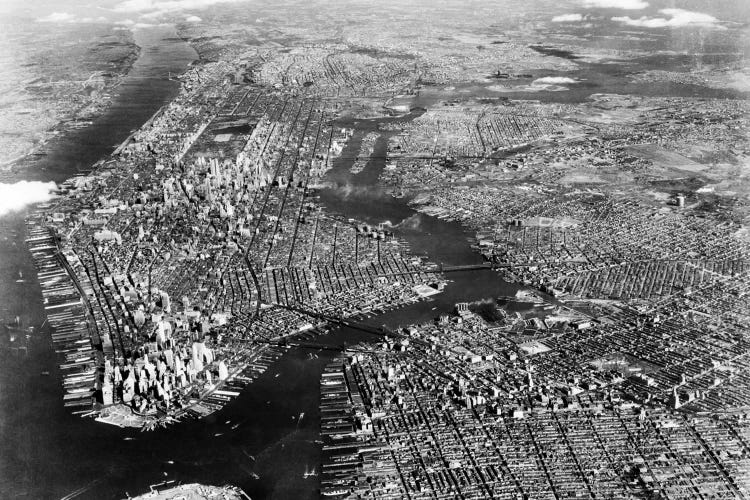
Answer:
[{"left": 322, "top": 488, "right": 349, "bottom": 496}]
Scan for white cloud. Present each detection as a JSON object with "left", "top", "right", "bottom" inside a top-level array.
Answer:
[
  {"left": 139, "top": 7, "right": 205, "bottom": 21},
  {"left": 533, "top": 76, "right": 579, "bottom": 85},
  {"left": 37, "top": 12, "right": 108, "bottom": 24},
  {"left": 612, "top": 8, "right": 722, "bottom": 28},
  {"left": 114, "top": 18, "right": 169, "bottom": 29},
  {"left": 0, "top": 181, "right": 57, "bottom": 216},
  {"left": 552, "top": 13, "right": 584, "bottom": 22},
  {"left": 140, "top": 9, "right": 169, "bottom": 19},
  {"left": 114, "top": 0, "right": 247, "bottom": 14},
  {"left": 489, "top": 76, "right": 581, "bottom": 93},
  {"left": 133, "top": 22, "right": 172, "bottom": 29},
  {"left": 581, "top": 0, "right": 648, "bottom": 9},
  {"left": 37, "top": 12, "right": 77, "bottom": 23}
]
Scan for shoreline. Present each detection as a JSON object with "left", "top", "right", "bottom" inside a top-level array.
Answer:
[
  {"left": 0, "top": 26, "right": 200, "bottom": 499},
  {"left": 8, "top": 37, "right": 511, "bottom": 498},
  {"left": 0, "top": 39, "right": 142, "bottom": 175},
  {"left": 20, "top": 28, "right": 205, "bottom": 422}
]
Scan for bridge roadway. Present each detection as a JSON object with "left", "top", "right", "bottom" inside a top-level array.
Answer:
[
  {"left": 365, "top": 261, "right": 555, "bottom": 278},
  {"left": 277, "top": 303, "right": 407, "bottom": 340},
  {"left": 231, "top": 337, "right": 384, "bottom": 353},
  {"left": 233, "top": 260, "right": 551, "bottom": 335},
  {"left": 227, "top": 258, "right": 596, "bottom": 352},
  {"left": 232, "top": 301, "right": 436, "bottom": 352}
]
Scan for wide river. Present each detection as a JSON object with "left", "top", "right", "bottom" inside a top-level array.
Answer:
[
  {"left": 0, "top": 24, "right": 746, "bottom": 500},
  {"left": 0, "top": 25, "right": 517, "bottom": 500}
]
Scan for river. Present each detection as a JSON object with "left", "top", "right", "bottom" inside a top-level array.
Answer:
[
  {"left": 0, "top": 23, "right": 516, "bottom": 500},
  {"left": 0, "top": 25, "right": 201, "bottom": 500},
  {"left": 1, "top": 20, "right": 742, "bottom": 500}
]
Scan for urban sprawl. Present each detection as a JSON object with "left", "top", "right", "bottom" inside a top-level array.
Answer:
[{"left": 24, "top": 38, "right": 750, "bottom": 499}]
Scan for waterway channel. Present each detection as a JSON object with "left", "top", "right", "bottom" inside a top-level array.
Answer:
[
  {"left": 3, "top": 21, "right": 744, "bottom": 500},
  {"left": 0, "top": 24, "right": 517, "bottom": 500}
]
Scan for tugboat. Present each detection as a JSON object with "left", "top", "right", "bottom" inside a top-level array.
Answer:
[{"left": 321, "top": 487, "right": 349, "bottom": 497}]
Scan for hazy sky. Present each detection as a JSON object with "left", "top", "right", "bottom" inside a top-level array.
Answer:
[
  {"left": 1, "top": 0, "right": 747, "bottom": 28},
  {"left": 0, "top": 0, "right": 745, "bottom": 214}
]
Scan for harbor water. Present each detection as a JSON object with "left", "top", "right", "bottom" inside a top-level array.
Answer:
[{"left": 2, "top": 20, "right": 745, "bottom": 499}]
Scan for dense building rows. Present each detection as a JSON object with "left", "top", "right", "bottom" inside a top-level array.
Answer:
[
  {"left": 389, "top": 107, "right": 580, "bottom": 158},
  {"left": 320, "top": 305, "right": 750, "bottom": 498},
  {"left": 31, "top": 58, "right": 442, "bottom": 428},
  {"left": 306, "top": 89, "right": 750, "bottom": 498},
  {"left": 253, "top": 47, "right": 414, "bottom": 97}
]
